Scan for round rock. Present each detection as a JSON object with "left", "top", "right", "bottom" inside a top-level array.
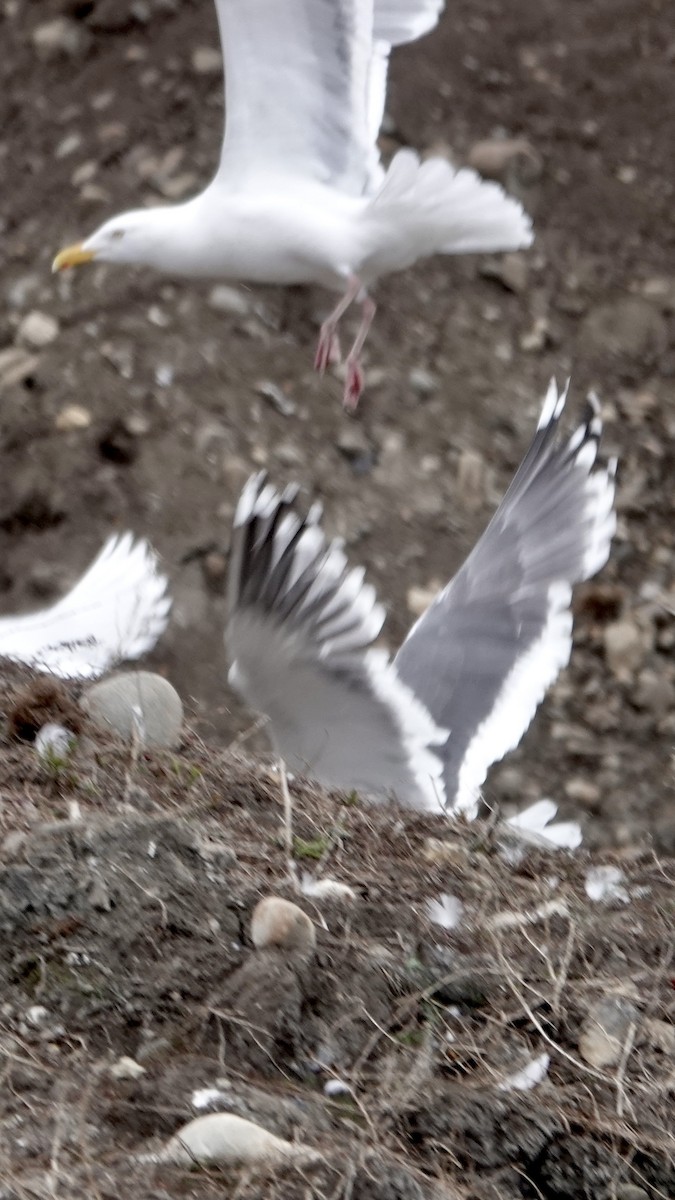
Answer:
[
  {"left": 82, "top": 671, "right": 183, "bottom": 749},
  {"left": 250, "top": 896, "right": 316, "bottom": 956}
]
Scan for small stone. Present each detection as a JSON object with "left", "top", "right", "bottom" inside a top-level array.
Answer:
[
  {"left": 250, "top": 896, "right": 316, "bottom": 956},
  {"left": 603, "top": 618, "right": 649, "bottom": 679},
  {"left": 109, "top": 1055, "right": 146, "bottom": 1081},
  {"left": 55, "top": 404, "right": 92, "bottom": 432},
  {"left": 17, "top": 310, "right": 59, "bottom": 349},
  {"left": 191, "top": 46, "right": 223, "bottom": 74},
  {"left": 34, "top": 723, "right": 75, "bottom": 762},
  {"left": 31, "top": 17, "right": 88, "bottom": 59},
  {"left": 633, "top": 668, "right": 675, "bottom": 713},
  {"left": 579, "top": 995, "right": 639, "bottom": 1068},
  {"left": 25, "top": 1005, "right": 49, "bottom": 1028},
  {"left": 0, "top": 347, "right": 40, "bottom": 392},
  {"left": 564, "top": 777, "right": 600, "bottom": 808},
  {"left": 208, "top": 284, "right": 252, "bottom": 316},
  {"left": 578, "top": 297, "right": 668, "bottom": 366},
  {"left": 406, "top": 580, "right": 441, "bottom": 618},
  {"left": 519, "top": 316, "right": 551, "bottom": 353},
  {"left": 467, "top": 137, "right": 543, "bottom": 188},
  {"left": 642, "top": 1018, "right": 675, "bottom": 1056},
  {"left": 408, "top": 366, "right": 439, "bottom": 397},
  {"left": 457, "top": 447, "right": 487, "bottom": 511},
  {"left": 256, "top": 379, "right": 296, "bottom": 417},
  {"left": 82, "top": 671, "right": 183, "bottom": 749},
  {"left": 336, "top": 425, "right": 375, "bottom": 473},
  {"left": 480, "top": 253, "right": 529, "bottom": 293}
]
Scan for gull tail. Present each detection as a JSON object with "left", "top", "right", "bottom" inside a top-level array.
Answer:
[
  {"left": 0, "top": 534, "right": 171, "bottom": 680},
  {"left": 364, "top": 149, "right": 533, "bottom": 275}
]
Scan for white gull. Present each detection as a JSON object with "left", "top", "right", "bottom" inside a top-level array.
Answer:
[{"left": 53, "top": 0, "right": 533, "bottom": 409}]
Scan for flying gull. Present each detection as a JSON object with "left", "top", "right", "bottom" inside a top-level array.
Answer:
[
  {"left": 0, "top": 534, "right": 170, "bottom": 679},
  {"left": 226, "top": 382, "right": 616, "bottom": 817},
  {"left": 53, "top": 0, "right": 533, "bottom": 409}
]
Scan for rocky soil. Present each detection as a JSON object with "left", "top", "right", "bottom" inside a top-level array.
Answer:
[{"left": 0, "top": 0, "right": 674, "bottom": 1196}]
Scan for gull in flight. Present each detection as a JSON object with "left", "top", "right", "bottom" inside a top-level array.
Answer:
[
  {"left": 53, "top": 0, "right": 533, "bottom": 409},
  {"left": 226, "top": 382, "right": 616, "bottom": 817},
  {"left": 0, "top": 534, "right": 170, "bottom": 679}
]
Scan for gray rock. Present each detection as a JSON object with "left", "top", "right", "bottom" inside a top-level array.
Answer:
[
  {"left": 31, "top": 17, "right": 88, "bottom": 59},
  {"left": 603, "top": 618, "right": 651, "bottom": 679},
  {"left": 208, "top": 284, "right": 252, "bottom": 316},
  {"left": 82, "top": 671, "right": 183, "bottom": 749},
  {"left": 578, "top": 297, "right": 668, "bottom": 366},
  {"left": 578, "top": 994, "right": 639, "bottom": 1067}
]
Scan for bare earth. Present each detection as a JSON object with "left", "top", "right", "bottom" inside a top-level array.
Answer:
[{"left": 0, "top": 1, "right": 674, "bottom": 1196}]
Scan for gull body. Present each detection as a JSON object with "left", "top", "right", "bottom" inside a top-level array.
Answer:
[
  {"left": 53, "top": 0, "right": 533, "bottom": 407},
  {"left": 226, "top": 382, "right": 616, "bottom": 816}
]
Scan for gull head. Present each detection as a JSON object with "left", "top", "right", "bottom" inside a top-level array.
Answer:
[{"left": 52, "top": 207, "right": 184, "bottom": 273}]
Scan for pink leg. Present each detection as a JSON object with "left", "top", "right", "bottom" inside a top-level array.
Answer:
[
  {"left": 314, "top": 274, "right": 363, "bottom": 375},
  {"left": 344, "top": 295, "right": 377, "bottom": 411}
]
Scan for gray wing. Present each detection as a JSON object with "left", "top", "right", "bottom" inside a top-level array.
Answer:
[
  {"left": 213, "top": 0, "right": 445, "bottom": 195},
  {"left": 394, "top": 381, "right": 617, "bottom": 818},
  {"left": 226, "top": 474, "right": 447, "bottom": 811},
  {"left": 0, "top": 534, "right": 170, "bottom": 679}
]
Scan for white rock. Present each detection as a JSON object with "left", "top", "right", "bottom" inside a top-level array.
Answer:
[
  {"left": 191, "top": 46, "right": 223, "bottom": 74},
  {"left": 109, "top": 1055, "right": 146, "bottom": 1081},
  {"left": 25, "top": 1005, "right": 49, "bottom": 1028},
  {"left": 208, "top": 284, "right": 252, "bottom": 316},
  {"left": 34, "top": 723, "right": 75, "bottom": 762},
  {"left": 426, "top": 893, "right": 463, "bottom": 930},
  {"left": 17, "top": 310, "right": 59, "bottom": 349},
  {"left": 152, "top": 1112, "right": 321, "bottom": 1168},
  {"left": 300, "top": 875, "right": 356, "bottom": 902},
  {"left": 83, "top": 671, "right": 183, "bottom": 749},
  {"left": 498, "top": 1052, "right": 550, "bottom": 1092},
  {"left": 250, "top": 896, "right": 316, "bottom": 955},
  {"left": 55, "top": 404, "right": 92, "bottom": 432},
  {"left": 32, "top": 17, "right": 86, "bottom": 59},
  {"left": 324, "top": 1079, "right": 351, "bottom": 1097}
]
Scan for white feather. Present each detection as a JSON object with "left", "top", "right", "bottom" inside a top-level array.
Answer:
[{"left": 0, "top": 534, "right": 170, "bottom": 680}]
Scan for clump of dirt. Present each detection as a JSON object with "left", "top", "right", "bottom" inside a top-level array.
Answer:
[{"left": 0, "top": 663, "right": 672, "bottom": 1200}]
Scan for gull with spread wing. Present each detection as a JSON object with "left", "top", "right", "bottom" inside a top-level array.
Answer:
[
  {"left": 0, "top": 534, "right": 170, "bottom": 679},
  {"left": 226, "top": 382, "right": 616, "bottom": 816},
  {"left": 53, "top": 0, "right": 532, "bottom": 409}
]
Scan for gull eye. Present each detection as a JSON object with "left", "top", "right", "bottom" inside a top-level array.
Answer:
[{"left": 110, "top": 229, "right": 125, "bottom": 241}]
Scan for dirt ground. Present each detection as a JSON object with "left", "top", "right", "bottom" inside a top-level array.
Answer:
[{"left": 0, "top": 1, "right": 674, "bottom": 1195}]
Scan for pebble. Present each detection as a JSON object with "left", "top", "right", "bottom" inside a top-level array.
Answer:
[
  {"left": 34, "top": 723, "right": 75, "bottom": 762},
  {"left": 479, "top": 253, "right": 529, "bottom": 294},
  {"left": 153, "top": 1112, "right": 321, "bottom": 1168},
  {"left": 109, "top": 1055, "right": 146, "bottom": 1081},
  {"left": 82, "top": 672, "right": 184, "bottom": 749},
  {"left": 16, "top": 310, "right": 59, "bottom": 350},
  {"left": 208, "top": 284, "right": 252, "bottom": 316},
  {"left": 0, "top": 347, "right": 39, "bottom": 392},
  {"left": 578, "top": 297, "right": 668, "bottom": 365},
  {"left": 191, "top": 46, "right": 223, "bottom": 74},
  {"left": 603, "top": 618, "right": 649, "bottom": 679},
  {"left": 406, "top": 581, "right": 440, "bottom": 618},
  {"left": 31, "top": 17, "right": 88, "bottom": 59},
  {"left": 55, "top": 404, "right": 92, "bottom": 433},
  {"left": 457, "top": 447, "right": 487, "bottom": 511},
  {"left": 578, "top": 994, "right": 639, "bottom": 1068},
  {"left": 250, "top": 897, "right": 316, "bottom": 956},
  {"left": 256, "top": 379, "right": 296, "bottom": 417},
  {"left": 633, "top": 668, "right": 675, "bottom": 713},
  {"left": 467, "top": 137, "right": 543, "bottom": 188},
  {"left": 408, "top": 366, "right": 439, "bottom": 397}
]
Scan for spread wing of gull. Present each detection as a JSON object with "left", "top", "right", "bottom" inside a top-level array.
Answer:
[
  {"left": 226, "top": 383, "right": 616, "bottom": 816},
  {"left": 226, "top": 475, "right": 448, "bottom": 811},
  {"left": 394, "top": 382, "right": 616, "bottom": 817},
  {"left": 213, "top": 0, "right": 444, "bottom": 195},
  {"left": 0, "top": 534, "right": 171, "bottom": 680}
]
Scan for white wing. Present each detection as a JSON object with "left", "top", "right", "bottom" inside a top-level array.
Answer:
[
  {"left": 226, "top": 474, "right": 447, "bottom": 811},
  {"left": 0, "top": 534, "right": 171, "bottom": 679},
  {"left": 213, "top": 0, "right": 445, "bottom": 195},
  {"left": 394, "top": 384, "right": 616, "bottom": 817}
]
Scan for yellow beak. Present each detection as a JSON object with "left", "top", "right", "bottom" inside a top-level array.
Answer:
[{"left": 52, "top": 243, "right": 96, "bottom": 272}]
